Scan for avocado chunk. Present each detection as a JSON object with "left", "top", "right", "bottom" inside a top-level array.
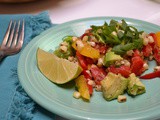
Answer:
[
  {"left": 101, "top": 72, "right": 128, "bottom": 101},
  {"left": 127, "top": 73, "right": 146, "bottom": 96},
  {"left": 103, "top": 51, "right": 123, "bottom": 67}
]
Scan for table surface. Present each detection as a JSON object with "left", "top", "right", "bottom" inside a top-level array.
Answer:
[
  {"left": 0, "top": 0, "right": 160, "bottom": 120},
  {"left": 0, "top": 0, "right": 160, "bottom": 24}
]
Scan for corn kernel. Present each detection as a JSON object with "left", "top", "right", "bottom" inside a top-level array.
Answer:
[
  {"left": 73, "top": 91, "right": 81, "bottom": 99},
  {"left": 143, "top": 63, "right": 149, "bottom": 70},
  {"left": 95, "top": 85, "right": 102, "bottom": 92},
  {"left": 76, "top": 40, "right": 84, "bottom": 51},
  {"left": 82, "top": 36, "right": 88, "bottom": 42},
  {"left": 148, "top": 36, "right": 154, "bottom": 43},
  {"left": 154, "top": 66, "right": 160, "bottom": 71},
  {"left": 117, "top": 95, "right": 127, "bottom": 103},
  {"left": 72, "top": 36, "right": 78, "bottom": 42},
  {"left": 60, "top": 46, "right": 67, "bottom": 52},
  {"left": 143, "top": 37, "right": 149, "bottom": 46}
]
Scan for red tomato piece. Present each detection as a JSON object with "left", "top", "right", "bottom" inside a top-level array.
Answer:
[
  {"left": 108, "top": 65, "right": 131, "bottom": 78},
  {"left": 90, "top": 65, "right": 107, "bottom": 85},
  {"left": 153, "top": 46, "right": 160, "bottom": 64},
  {"left": 149, "top": 33, "right": 158, "bottom": 46},
  {"left": 94, "top": 43, "right": 108, "bottom": 54},
  {"left": 131, "top": 56, "right": 144, "bottom": 76},
  {"left": 133, "top": 49, "right": 141, "bottom": 57},
  {"left": 142, "top": 44, "right": 152, "bottom": 57}
]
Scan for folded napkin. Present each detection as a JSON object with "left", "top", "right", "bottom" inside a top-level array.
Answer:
[{"left": 0, "top": 12, "right": 56, "bottom": 120}]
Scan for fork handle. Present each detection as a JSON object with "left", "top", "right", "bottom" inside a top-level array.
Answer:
[{"left": 0, "top": 51, "right": 5, "bottom": 61}]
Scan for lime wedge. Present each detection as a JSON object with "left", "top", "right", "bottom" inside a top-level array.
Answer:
[{"left": 37, "top": 48, "right": 82, "bottom": 84}]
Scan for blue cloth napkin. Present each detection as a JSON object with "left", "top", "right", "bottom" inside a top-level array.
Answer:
[{"left": 0, "top": 12, "right": 56, "bottom": 120}]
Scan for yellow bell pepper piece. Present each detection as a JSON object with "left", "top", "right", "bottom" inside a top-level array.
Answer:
[
  {"left": 155, "top": 32, "right": 160, "bottom": 47},
  {"left": 75, "top": 75, "right": 90, "bottom": 101},
  {"left": 72, "top": 41, "right": 100, "bottom": 59}
]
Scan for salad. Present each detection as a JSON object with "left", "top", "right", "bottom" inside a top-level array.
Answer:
[{"left": 53, "top": 19, "right": 160, "bottom": 102}]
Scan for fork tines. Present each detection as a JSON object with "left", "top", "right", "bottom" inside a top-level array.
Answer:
[{"left": 1, "top": 20, "right": 25, "bottom": 49}]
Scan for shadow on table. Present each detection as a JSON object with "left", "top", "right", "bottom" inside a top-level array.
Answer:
[{"left": 0, "top": 0, "right": 86, "bottom": 14}]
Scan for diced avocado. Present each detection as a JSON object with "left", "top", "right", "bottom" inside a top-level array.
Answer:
[
  {"left": 127, "top": 73, "right": 146, "bottom": 96},
  {"left": 101, "top": 72, "right": 128, "bottom": 101},
  {"left": 103, "top": 51, "right": 123, "bottom": 67}
]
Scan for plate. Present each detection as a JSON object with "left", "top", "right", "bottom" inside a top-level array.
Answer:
[{"left": 18, "top": 17, "right": 160, "bottom": 120}]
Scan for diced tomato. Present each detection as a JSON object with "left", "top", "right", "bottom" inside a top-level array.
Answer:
[
  {"left": 142, "top": 44, "right": 152, "bottom": 57},
  {"left": 153, "top": 46, "right": 160, "bottom": 64},
  {"left": 131, "top": 56, "right": 144, "bottom": 76},
  {"left": 108, "top": 65, "right": 131, "bottom": 78},
  {"left": 90, "top": 65, "right": 107, "bottom": 85},
  {"left": 94, "top": 43, "right": 108, "bottom": 54},
  {"left": 76, "top": 51, "right": 88, "bottom": 70},
  {"left": 133, "top": 49, "right": 141, "bottom": 57},
  {"left": 149, "top": 33, "right": 158, "bottom": 46}
]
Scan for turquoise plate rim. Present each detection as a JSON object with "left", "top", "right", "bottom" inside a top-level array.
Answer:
[{"left": 18, "top": 17, "right": 160, "bottom": 120}]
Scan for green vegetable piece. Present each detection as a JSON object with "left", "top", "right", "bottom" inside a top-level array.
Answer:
[
  {"left": 121, "top": 19, "right": 128, "bottom": 30},
  {"left": 104, "top": 35, "right": 121, "bottom": 45},
  {"left": 54, "top": 36, "right": 75, "bottom": 59},
  {"left": 111, "top": 39, "right": 143, "bottom": 55},
  {"left": 126, "top": 31, "right": 134, "bottom": 38},
  {"left": 94, "top": 33, "right": 106, "bottom": 44},
  {"left": 103, "top": 51, "right": 123, "bottom": 67},
  {"left": 109, "top": 19, "right": 118, "bottom": 28},
  {"left": 133, "top": 38, "right": 143, "bottom": 49},
  {"left": 111, "top": 44, "right": 132, "bottom": 55},
  {"left": 127, "top": 73, "right": 146, "bottom": 96},
  {"left": 63, "top": 36, "right": 73, "bottom": 44},
  {"left": 101, "top": 72, "right": 128, "bottom": 101},
  {"left": 91, "top": 20, "right": 127, "bottom": 45},
  {"left": 117, "top": 30, "right": 124, "bottom": 39}
]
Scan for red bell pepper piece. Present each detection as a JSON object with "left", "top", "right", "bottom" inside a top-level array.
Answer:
[
  {"left": 140, "top": 70, "right": 160, "bottom": 79},
  {"left": 76, "top": 51, "right": 88, "bottom": 70},
  {"left": 87, "top": 84, "right": 93, "bottom": 95},
  {"left": 85, "top": 57, "right": 94, "bottom": 65},
  {"left": 82, "top": 70, "right": 93, "bottom": 95},
  {"left": 82, "top": 70, "right": 92, "bottom": 80},
  {"left": 80, "top": 32, "right": 92, "bottom": 39}
]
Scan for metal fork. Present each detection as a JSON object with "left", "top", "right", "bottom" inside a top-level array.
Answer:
[{"left": 0, "top": 20, "right": 25, "bottom": 61}]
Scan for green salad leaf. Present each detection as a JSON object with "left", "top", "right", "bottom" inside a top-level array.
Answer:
[
  {"left": 91, "top": 19, "right": 144, "bottom": 55},
  {"left": 112, "top": 38, "right": 143, "bottom": 55}
]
